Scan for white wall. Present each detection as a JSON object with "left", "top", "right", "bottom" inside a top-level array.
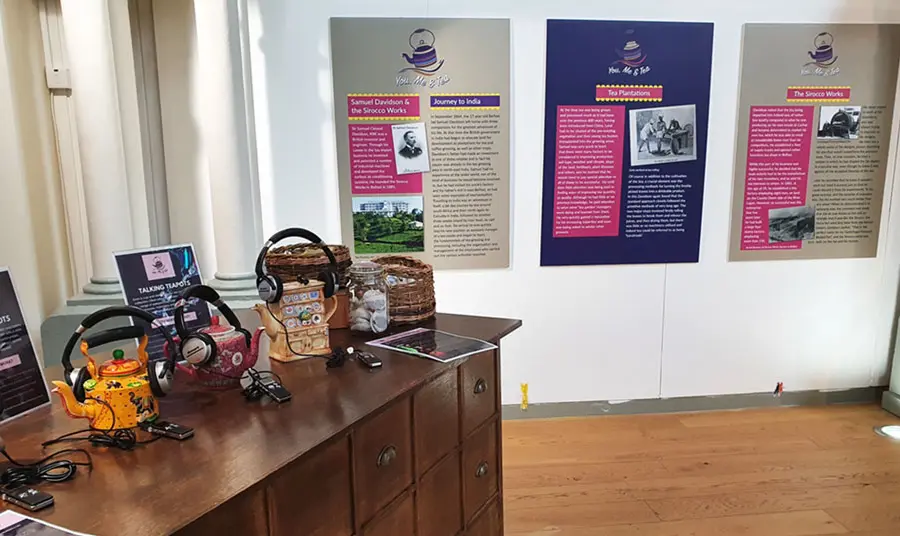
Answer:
[
  {"left": 247, "top": 0, "right": 900, "bottom": 405},
  {"left": 0, "top": 0, "right": 72, "bottom": 359}
]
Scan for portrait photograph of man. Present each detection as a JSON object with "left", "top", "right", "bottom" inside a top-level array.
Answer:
[{"left": 392, "top": 122, "right": 431, "bottom": 175}]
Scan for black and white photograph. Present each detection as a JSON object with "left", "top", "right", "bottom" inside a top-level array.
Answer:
[
  {"left": 817, "top": 106, "right": 861, "bottom": 140},
  {"left": 629, "top": 104, "right": 697, "bottom": 167},
  {"left": 769, "top": 205, "right": 816, "bottom": 243},
  {"left": 391, "top": 122, "right": 430, "bottom": 175}
]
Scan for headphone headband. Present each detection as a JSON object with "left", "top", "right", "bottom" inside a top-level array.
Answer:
[
  {"left": 61, "top": 306, "right": 176, "bottom": 374},
  {"left": 254, "top": 228, "right": 337, "bottom": 278},
  {"left": 174, "top": 285, "right": 246, "bottom": 343}
]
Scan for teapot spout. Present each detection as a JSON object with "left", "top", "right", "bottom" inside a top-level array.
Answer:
[
  {"left": 402, "top": 53, "right": 415, "bottom": 64},
  {"left": 253, "top": 303, "right": 281, "bottom": 340},
  {"left": 52, "top": 381, "right": 98, "bottom": 421},
  {"left": 248, "top": 328, "right": 263, "bottom": 368}
]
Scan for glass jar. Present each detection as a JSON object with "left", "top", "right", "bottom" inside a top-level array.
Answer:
[{"left": 347, "top": 261, "right": 390, "bottom": 333}]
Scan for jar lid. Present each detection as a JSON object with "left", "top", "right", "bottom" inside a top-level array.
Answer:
[{"left": 349, "top": 261, "right": 384, "bottom": 276}]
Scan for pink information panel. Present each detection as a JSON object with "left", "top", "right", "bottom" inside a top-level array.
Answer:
[
  {"left": 740, "top": 106, "right": 813, "bottom": 250},
  {"left": 349, "top": 125, "right": 422, "bottom": 195},
  {"left": 552, "top": 105, "right": 625, "bottom": 238}
]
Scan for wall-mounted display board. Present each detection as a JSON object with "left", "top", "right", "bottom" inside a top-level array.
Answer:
[
  {"left": 540, "top": 20, "right": 714, "bottom": 266},
  {"left": 331, "top": 18, "right": 511, "bottom": 269},
  {"left": 730, "top": 24, "right": 900, "bottom": 261}
]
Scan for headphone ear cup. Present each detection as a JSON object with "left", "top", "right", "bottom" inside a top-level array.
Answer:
[
  {"left": 181, "top": 333, "right": 216, "bottom": 366},
  {"left": 72, "top": 368, "right": 91, "bottom": 403},
  {"left": 257, "top": 275, "right": 283, "bottom": 304},
  {"left": 319, "top": 271, "right": 336, "bottom": 299},
  {"left": 148, "top": 361, "right": 172, "bottom": 397}
]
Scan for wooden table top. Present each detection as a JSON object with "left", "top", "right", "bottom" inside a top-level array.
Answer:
[{"left": 0, "top": 313, "right": 521, "bottom": 536}]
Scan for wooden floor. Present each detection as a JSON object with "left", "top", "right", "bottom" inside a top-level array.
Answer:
[{"left": 502, "top": 404, "right": 900, "bottom": 536}]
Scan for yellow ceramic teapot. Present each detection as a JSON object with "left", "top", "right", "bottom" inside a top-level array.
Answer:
[{"left": 52, "top": 306, "right": 177, "bottom": 430}]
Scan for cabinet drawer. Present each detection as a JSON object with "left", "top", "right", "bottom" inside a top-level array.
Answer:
[
  {"left": 460, "top": 351, "right": 496, "bottom": 437},
  {"left": 354, "top": 397, "right": 414, "bottom": 523},
  {"left": 268, "top": 437, "right": 352, "bottom": 536},
  {"left": 467, "top": 499, "right": 501, "bottom": 536},
  {"left": 177, "top": 486, "right": 267, "bottom": 536},
  {"left": 462, "top": 421, "right": 498, "bottom": 522},
  {"left": 414, "top": 369, "right": 459, "bottom": 475},
  {"left": 363, "top": 493, "right": 415, "bottom": 536},
  {"left": 417, "top": 451, "right": 462, "bottom": 536}
]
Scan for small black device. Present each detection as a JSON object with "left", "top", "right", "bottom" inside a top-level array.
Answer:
[
  {"left": 258, "top": 378, "right": 292, "bottom": 403},
  {"left": 140, "top": 421, "right": 195, "bottom": 441},
  {"left": 242, "top": 369, "right": 292, "bottom": 403},
  {"left": 355, "top": 350, "right": 383, "bottom": 369},
  {"left": 2, "top": 487, "right": 54, "bottom": 512}
]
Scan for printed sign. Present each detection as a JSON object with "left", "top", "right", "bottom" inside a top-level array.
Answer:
[
  {"left": 729, "top": 24, "right": 900, "bottom": 261},
  {"left": 540, "top": 20, "right": 714, "bottom": 265},
  {"left": 114, "top": 244, "right": 210, "bottom": 360},
  {"left": 0, "top": 268, "right": 51, "bottom": 424},
  {"left": 332, "top": 18, "right": 511, "bottom": 269}
]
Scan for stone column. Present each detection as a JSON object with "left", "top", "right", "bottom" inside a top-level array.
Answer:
[
  {"left": 193, "top": 0, "right": 261, "bottom": 292},
  {"left": 59, "top": 0, "right": 134, "bottom": 295}
]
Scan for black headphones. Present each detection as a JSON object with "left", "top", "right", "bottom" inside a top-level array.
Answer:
[
  {"left": 174, "top": 285, "right": 251, "bottom": 367},
  {"left": 62, "top": 306, "right": 177, "bottom": 402},
  {"left": 255, "top": 228, "right": 339, "bottom": 304}
]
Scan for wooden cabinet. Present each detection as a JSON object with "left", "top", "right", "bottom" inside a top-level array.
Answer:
[
  {"left": 467, "top": 500, "right": 501, "bottom": 536},
  {"left": 414, "top": 370, "right": 459, "bottom": 474},
  {"left": 417, "top": 452, "right": 462, "bottom": 536},
  {"left": 462, "top": 421, "right": 499, "bottom": 523},
  {"left": 267, "top": 437, "right": 353, "bottom": 536},
  {"left": 10, "top": 314, "right": 519, "bottom": 536},
  {"left": 363, "top": 493, "right": 415, "bottom": 536},
  {"left": 354, "top": 399, "right": 414, "bottom": 523},
  {"left": 461, "top": 351, "right": 497, "bottom": 437}
]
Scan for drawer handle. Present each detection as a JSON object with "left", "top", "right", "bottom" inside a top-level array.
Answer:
[
  {"left": 377, "top": 445, "right": 397, "bottom": 468},
  {"left": 475, "top": 461, "right": 489, "bottom": 478},
  {"left": 473, "top": 378, "right": 487, "bottom": 395}
]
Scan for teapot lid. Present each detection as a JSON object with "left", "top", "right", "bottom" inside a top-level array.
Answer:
[
  {"left": 201, "top": 316, "right": 236, "bottom": 341},
  {"left": 99, "top": 349, "right": 142, "bottom": 377}
]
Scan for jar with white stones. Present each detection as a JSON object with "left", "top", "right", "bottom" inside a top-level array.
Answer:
[{"left": 348, "top": 261, "right": 390, "bottom": 333}]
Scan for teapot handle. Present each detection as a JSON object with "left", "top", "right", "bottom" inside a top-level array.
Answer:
[{"left": 323, "top": 296, "right": 338, "bottom": 324}]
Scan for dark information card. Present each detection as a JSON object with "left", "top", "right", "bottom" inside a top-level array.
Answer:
[
  {"left": 0, "top": 268, "right": 50, "bottom": 424},
  {"left": 114, "top": 245, "right": 210, "bottom": 360}
]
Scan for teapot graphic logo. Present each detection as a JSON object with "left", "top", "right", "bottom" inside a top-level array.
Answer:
[
  {"left": 141, "top": 253, "right": 175, "bottom": 281},
  {"left": 614, "top": 29, "right": 647, "bottom": 68},
  {"left": 400, "top": 28, "right": 445, "bottom": 75},
  {"left": 806, "top": 32, "right": 838, "bottom": 68}
]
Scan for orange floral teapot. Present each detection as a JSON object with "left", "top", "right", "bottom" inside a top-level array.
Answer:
[{"left": 52, "top": 306, "right": 177, "bottom": 430}]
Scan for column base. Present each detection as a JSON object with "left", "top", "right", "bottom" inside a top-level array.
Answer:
[
  {"left": 83, "top": 277, "right": 121, "bottom": 295},
  {"left": 209, "top": 272, "right": 256, "bottom": 291}
]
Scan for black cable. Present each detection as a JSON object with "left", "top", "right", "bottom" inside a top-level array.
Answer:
[
  {"left": 0, "top": 446, "right": 92, "bottom": 489},
  {"left": 264, "top": 303, "right": 349, "bottom": 367},
  {"left": 41, "top": 398, "right": 160, "bottom": 451}
]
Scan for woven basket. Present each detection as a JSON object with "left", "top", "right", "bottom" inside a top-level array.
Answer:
[
  {"left": 264, "top": 244, "right": 353, "bottom": 288},
  {"left": 372, "top": 255, "right": 435, "bottom": 324}
]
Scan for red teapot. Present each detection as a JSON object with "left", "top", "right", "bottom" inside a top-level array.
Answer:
[{"left": 165, "top": 285, "right": 262, "bottom": 389}]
